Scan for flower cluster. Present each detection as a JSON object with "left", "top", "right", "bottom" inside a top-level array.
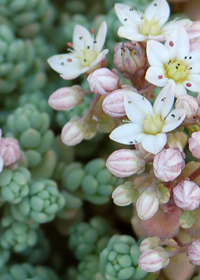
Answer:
[{"left": 45, "top": 0, "right": 200, "bottom": 277}]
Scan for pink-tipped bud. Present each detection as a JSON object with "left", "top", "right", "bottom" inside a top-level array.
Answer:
[
  {"left": 175, "top": 95, "right": 198, "bottom": 119},
  {"left": 140, "top": 237, "right": 161, "bottom": 253},
  {"left": 106, "top": 149, "right": 146, "bottom": 178},
  {"left": 61, "top": 116, "right": 85, "bottom": 146},
  {"left": 48, "top": 85, "right": 84, "bottom": 111},
  {"left": 188, "top": 21, "right": 200, "bottom": 51},
  {"left": 112, "top": 182, "right": 136, "bottom": 206},
  {"left": 153, "top": 148, "right": 185, "bottom": 182},
  {"left": 188, "top": 239, "right": 200, "bottom": 265},
  {"left": 87, "top": 68, "right": 120, "bottom": 95},
  {"left": 114, "top": 42, "right": 146, "bottom": 79},
  {"left": 102, "top": 87, "right": 137, "bottom": 118},
  {"left": 139, "top": 247, "right": 170, "bottom": 272},
  {"left": 0, "top": 137, "right": 22, "bottom": 167},
  {"left": 189, "top": 131, "right": 200, "bottom": 159},
  {"left": 173, "top": 179, "right": 200, "bottom": 211},
  {"left": 136, "top": 188, "right": 159, "bottom": 220}
]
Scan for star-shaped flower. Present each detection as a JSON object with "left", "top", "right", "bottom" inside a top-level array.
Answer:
[
  {"left": 115, "top": 0, "right": 191, "bottom": 42},
  {"left": 109, "top": 83, "right": 186, "bottom": 154},
  {"left": 146, "top": 27, "right": 200, "bottom": 96},
  {"left": 47, "top": 21, "right": 109, "bottom": 80}
]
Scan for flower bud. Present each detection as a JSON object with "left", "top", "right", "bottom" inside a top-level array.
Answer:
[
  {"left": 167, "top": 131, "right": 188, "bottom": 152},
  {"left": 106, "top": 149, "right": 146, "bottom": 178},
  {"left": 189, "top": 131, "right": 200, "bottom": 159},
  {"left": 87, "top": 68, "right": 120, "bottom": 95},
  {"left": 136, "top": 188, "right": 159, "bottom": 220},
  {"left": 153, "top": 148, "right": 185, "bottom": 182},
  {"left": 0, "top": 137, "right": 22, "bottom": 167},
  {"left": 112, "top": 181, "right": 137, "bottom": 206},
  {"left": 188, "top": 239, "right": 200, "bottom": 265},
  {"left": 48, "top": 85, "right": 84, "bottom": 111},
  {"left": 139, "top": 247, "right": 170, "bottom": 272},
  {"left": 61, "top": 116, "right": 85, "bottom": 146},
  {"left": 114, "top": 41, "right": 146, "bottom": 78},
  {"left": 140, "top": 237, "right": 161, "bottom": 253},
  {"left": 173, "top": 179, "right": 200, "bottom": 210},
  {"left": 102, "top": 87, "right": 137, "bottom": 117},
  {"left": 175, "top": 95, "right": 198, "bottom": 119},
  {"left": 180, "top": 210, "right": 196, "bottom": 228},
  {"left": 187, "top": 21, "right": 200, "bottom": 51}
]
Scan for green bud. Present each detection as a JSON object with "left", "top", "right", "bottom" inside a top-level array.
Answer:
[
  {"left": 0, "top": 167, "right": 31, "bottom": 204},
  {"left": 100, "top": 235, "right": 148, "bottom": 280},
  {"left": 69, "top": 216, "right": 111, "bottom": 260}
]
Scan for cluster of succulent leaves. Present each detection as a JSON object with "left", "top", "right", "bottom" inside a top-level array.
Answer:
[{"left": 0, "top": 0, "right": 173, "bottom": 278}]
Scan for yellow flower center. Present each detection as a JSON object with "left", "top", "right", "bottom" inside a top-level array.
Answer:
[
  {"left": 140, "top": 16, "right": 162, "bottom": 37},
  {"left": 143, "top": 113, "right": 164, "bottom": 135},
  {"left": 165, "top": 60, "right": 188, "bottom": 83},
  {"left": 77, "top": 48, "right": 98, "bottom": 68}
]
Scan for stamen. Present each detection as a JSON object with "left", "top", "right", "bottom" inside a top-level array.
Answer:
[
  {"left": 186, "top": 83, "right": 192, "bottom": 87},
  {"left": 161, "top": 97, "right": 166, "bottom": 102},
  {"left": 184, "top": 56, "right": 187, "bottom": 59},
  {"left": 93, "top": 40, "right": 97, "bottom": 44},
  {"left": 154, "top": 3, "right": 157, "bottom": 6},
  {"left": 91, "top": 27, "right": 95, "bottom": 35},
  {"left": 171, "top": 114, "right": 175, "bottom": 118},
  {"left": 129, "top": 8, "right": 133, "bottom": 11},
  {"left": 67, "top": 58, "right": 72, "bottom": 62},
  {"left": 158, "top": 75, "right": 163, "bottom": 79},
  {"left": 124, "top": 18, "right": 127, "bottom": 21},
  {"left": 128, "top": 101, "right": 132, "bottom": 104},
  {"left": 189, "top": 56, "right": 192, "bottom": 59},
  {"left": 61, "top": 62, "right": 64, "bottom": 65},
  {"left": 169, "top": 41, "right": 174, "bottom": 47},
  {"left": 67, "top": 42, "right": 73, "bottom": 48}
]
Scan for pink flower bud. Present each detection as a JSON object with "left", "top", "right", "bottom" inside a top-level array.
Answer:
[
  {"left": 153, "top": 148, "right": 185, "bottom": 182},
  {"left": 188, "top": 21, "right": 200, "bottom": 51},
  {"left": 0, "top": 137, "right": 22, "bottom": 167},
  {"left": 114, "top": 42, "right": 146, "bottom": 79},
  {"left": 139, "top": 247, "right": 170, "bottom": 272},
  {"left": 140, "top": 237, "right": 161, "bottom": 253},
  {"left": 189, "top": 131, "right": 200, "bottom": 159},
  {"left": 188, "top": 239, "right": 200, "bottom": 265},
  {"left": 173, "top": 179, "right": 200, "bottom": 210},
  {"left": 61, "top": 117, "right": 85, "bottom": 146},
  {"left": 112, "top": 182, "right": 135, "bottom": 206},
  {"left": 136, "top": 188, "right": 159, "bottom": 220},
  {"left": 87, "top": 68, "right": 120, "bottom": 95},
  {"left": 102, "top": 87, "right": 137, "bottom": 117},
  {"left": 106, "top": 149, "right": 146, "bottom": 178},
  {"left": 175, "top": 95, "right": 198, "bottom": 119},
  {"left": 48, "top": 85, "right": 84, "bottom": 111}
]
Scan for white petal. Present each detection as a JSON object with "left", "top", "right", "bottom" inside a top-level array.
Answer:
[
  {"left": 141, "top": 133, "right": 167, "bottom": 154},
  {"left": 0, "top": 157, "right": 4, "bottom": 173},
  {"left": 109, "top": 123, "right": 145, "bottom": 145},
  {"left": 147, "top": 34, "right": 167, "bottom": 42},
  {"left": 153, "top": 82, "right": 175, "bottom": 119},
  {"left": 88, "top": 49, "right": 109, "bottom": 70},
  {"left": 174, "top": 82, "right": 187, "bottom": 97},
  {"left": 162, "top": 109, "right": 186, "bottom": 132},
  {"left": 147, "top": 40, "right": 170, "bottom": 67},
  {"left": 184, "top": 74, "right": 200, "bottom": 92},
  {"left": 186, "top": 49, "right": 200, "bottom": 73},
  {"left": 145, "top": 66, "right": 168, "bottom": 87},
  {"left": 73, "top": 24, "right": 93, "bottom": 53},
  {"left": 124, "top": 91, "right": 153, "bottom": 123},
  {"left": 115, "top": 4, "right": 143, "bottom": 27},
  {"left": 145, "top": 0, "right": 170, "bottom": 26},
  {"left": 47, "top": 53, "right": 81, "bottom": 75},
  {"left": 165, "top": 28, "right": 189, "bottom": 60},
  {"left": 118, "top": 26, "right": 146, "bottom": 41},
  {"left": 163, "top": 19, "right": 192, "bottom": 36},
  {"left": 95, "top": 21, "right": 107, "bottom": 53}
]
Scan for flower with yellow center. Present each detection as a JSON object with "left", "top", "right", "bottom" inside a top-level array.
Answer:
[
  {"left": 146, "top": 27, "right": 200, "bottom": 96},
  {"left": 114, "top": 0, "right": 191, "bottom": 42},
  {"left": 47, "top": 21, "right": 109, "bottom": 80},
  {"left": 109, "top": 82, "right": 186, "bottom": 154}
]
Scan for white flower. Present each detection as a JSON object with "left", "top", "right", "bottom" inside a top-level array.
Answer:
[
  {"left": 47, "top": 21, "right": 109, "bottom": 80},
  {"left": 146, "top": 27, "right": 200, "bottom": 96},
  {"left": 109, "top": 82, "right": 186, "bottom": 154},
  {"left": 115, "top": 0, "right": 191, "bottom": 42}
]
